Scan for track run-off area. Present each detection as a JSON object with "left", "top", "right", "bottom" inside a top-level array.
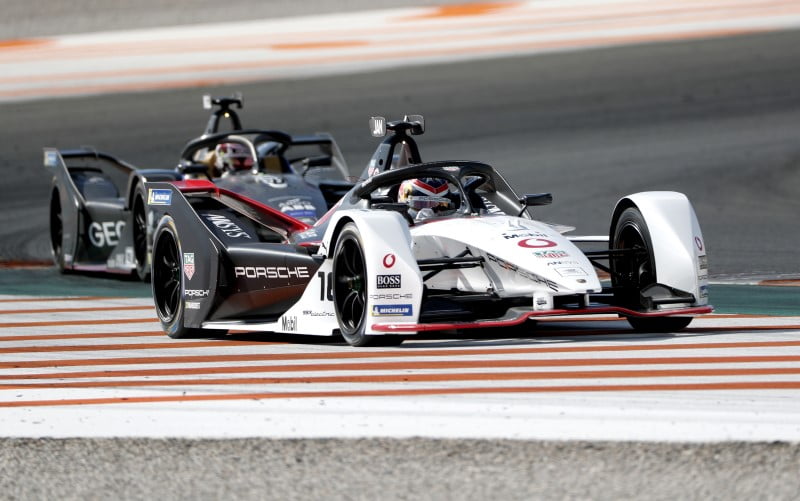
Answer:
[{"left": 1, "top": 280, "right": 799, "bottom": 441}]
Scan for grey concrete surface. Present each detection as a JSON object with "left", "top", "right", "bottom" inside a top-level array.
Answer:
[{"left": 1, "top": 438, "right": 799, "bottom": 500}]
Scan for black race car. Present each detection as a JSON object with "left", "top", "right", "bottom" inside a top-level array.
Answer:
[{"left": 44, "top": 95, "right": 353, "bottom": 280}]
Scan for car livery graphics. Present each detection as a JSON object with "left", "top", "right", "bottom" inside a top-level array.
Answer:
[{"left": 145, "top": 115, "right": 712, "bottom": 347}]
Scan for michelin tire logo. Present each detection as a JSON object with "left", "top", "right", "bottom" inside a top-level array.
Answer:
[
  {"left": 371, "top": 304, "right": 413, "bottom": 317},
  {"left": 148, "top": 189, "right": 172, "bottom": 206}
]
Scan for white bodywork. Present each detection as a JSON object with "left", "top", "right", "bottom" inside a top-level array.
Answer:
[
  {"left": 204, "top": 191, "right": 708, "bottom": 336},
  {"left": 619, "top": 191, "right": 709, "bottom": 306}
]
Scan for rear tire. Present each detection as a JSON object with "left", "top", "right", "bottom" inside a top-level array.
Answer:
[
  {"left": 133, "top": 186, "right": 150, "bottom": 281},
  {"left": 332, "top": 223, "right": 403, "bottom": 347},
  {"left": 49, "top": 189, "right": 66, "bottom": 272},
  {"left": 611, "top": 207, "right": 692, "bottom": 333}
]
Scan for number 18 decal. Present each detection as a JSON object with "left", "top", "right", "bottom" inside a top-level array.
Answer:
[{"left": 317, "top": 271, "right": 333, "bottom": 302}]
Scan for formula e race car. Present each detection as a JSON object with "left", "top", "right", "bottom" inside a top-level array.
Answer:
[
  {"left": 43, "top": 95, "right": 353, "bottom": 280},
  {"left": 146, "top": 115, "right": 712, "bottom": 346}
]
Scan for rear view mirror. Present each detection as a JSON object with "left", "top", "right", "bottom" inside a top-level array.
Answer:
[{"left": 520, "top": 193, "right": 553, "bottom": 207}]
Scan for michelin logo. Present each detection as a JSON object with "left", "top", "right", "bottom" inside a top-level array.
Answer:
[
  {"left": 371, "top": 304, "right": 413, "bottom": 317},
  {"left": 148, "top": 189, "right": 172, "bottom": 206}
]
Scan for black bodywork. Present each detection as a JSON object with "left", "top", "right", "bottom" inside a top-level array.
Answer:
[{"left": 44, "top": 95, "right": 352, "bottom": 279}]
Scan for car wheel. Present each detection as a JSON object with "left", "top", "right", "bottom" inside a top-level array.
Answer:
[
  {"left": 611, "top": 207, "right": 691, "bottom": 332},
  {"left": 49, "top": 189, "right": 66, "bottom": 272},
  {"left": 332, "top": 223, "right": 403, "bottom": 347},
  {"left": 133, "top": 187, "right": 150, "bottom": 281},
  {"left": 152, "top": 217, "right": 215, "bottom": 339}
]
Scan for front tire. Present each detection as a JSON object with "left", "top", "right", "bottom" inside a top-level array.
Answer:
[
  {"left": 152, "top": 217, "right": 204, "bottom": 339},
  {"left": 611, "top": 207, "right": 691, "bottom": 332},
  {"left": 332, "top": 223, "right": 403, "bottom": 347}
]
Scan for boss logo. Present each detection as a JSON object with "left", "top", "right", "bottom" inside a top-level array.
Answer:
[
  {"left": 234, "top": 266, "right": 310, "bottom": 279},
  {"left": 376, "top": 274, "right": 401, "bottom": 289}
]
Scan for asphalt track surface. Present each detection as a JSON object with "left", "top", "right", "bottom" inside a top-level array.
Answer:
[
  {"left": 2, "top": 28, "right": 800, "bottom": 277},
  {"left": 2, "top": 3, "right": 800, "bottom": 500}
]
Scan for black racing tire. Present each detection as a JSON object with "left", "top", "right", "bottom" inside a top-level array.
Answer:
[
  {"left": 332, "top": 223, "right": 404, "bottom": 347},
  {"left": 611, "top": 207, "right": 691, "bottom": 333},
  {"left": 152, "top": 217, "right": 206, "bottom": 339},
  {"left": 49, "top": 189, "right": 66, "bottom": 273},
  {"left": 133, "top": 186, "right": 151, "bottom": 281}
]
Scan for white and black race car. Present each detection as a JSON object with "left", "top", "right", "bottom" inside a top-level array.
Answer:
[
  {"left": 146, "top": 116, "right": 711, "bottom": 346},
  {"left": 43, "top": 95, "right": 352, "bottom": 280}
]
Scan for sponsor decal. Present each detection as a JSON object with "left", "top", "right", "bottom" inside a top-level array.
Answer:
[
  {"left": 555, "top": 267, "right": 587, "bottom": 277},
  {"left": 185, "top": 301, "right": 201, "bottom": 310},
  {"left": 296, "top": 229, "right": 319, "bottom": 240},
  {"left": 148, "top": 189, "right": 172, "bottom": 206},
  {"left": 278, "top": 198, "right": 317, "bottom": 220},
  {"left": 371, "top": 116, "right": 386, "bottom": 136},
  {"left": 546, "top": 260, "right": 581, "bottom": 267},
  {"left": 382, "top": 253, "right": 396, "bottom": 268},
  {"left": 699, "top": 285, "right": 709, "bottom": 299},
  {"left": 506, "top": 220, "right": 529, "bottom": 231},
  {"left": 518, "top": 238, "right": 557, "bottom": 249},
  {"left": 107, "top": 251, "right": 133, "bottom": 269},
  {"left": 203, "top": 214, "right": 252, "bottom": 239},
  {"left": 234, "top": 266, "right": 310, "bottom": 279},
  {"left": 698, "top": 255, "right": 708, "bottom": 271},
  {"left": 280, "top": 315, "right": 298, "bottom": 332},
  {"left": 369, "top": 293, "right": 413, "bottom": 300},
  {"left": 371, "top": 304, "right": 413, "bottom": 317},
  {"left": 695, "top": 236, "right": 704, "bottom": 251},
  {"left": 502, "top": 231, "right": 549, "bottom": 240},
  {"left": 486, "top": 253, "right": 559, "bottom": 292},
  {"left": 255, "top": 173, "right": 287, "bottom": 188},
  {"left": 44, "top": 150, "right": 58, "bottom": 167},
  {"left": 125, "top": 247, "right": 134, "bottom": 266},
  {"left": 88, "top": 221, "right": 125, "bottom": 247},
  {"left": 376, "top": 274, "right": 401, "bottom": 289},
  {"left": 185, "top": 289, "right": 209, "bottom": 298},
  {"left": 183, "top": 253, "right": 195, "bottom": 280},
  {"left": 533, "top": 250, "right": 569, "bottom": 259},
  {"left": 302, "top": 310, "right": 335, "bottom": 317}
]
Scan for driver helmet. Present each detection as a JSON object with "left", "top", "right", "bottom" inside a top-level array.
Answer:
[
  {"left": 397, "top": 177, "right": 456, "bottom": 220},
  {"left": 214, "top": 142, "right": 254, "bottom": 173}
]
